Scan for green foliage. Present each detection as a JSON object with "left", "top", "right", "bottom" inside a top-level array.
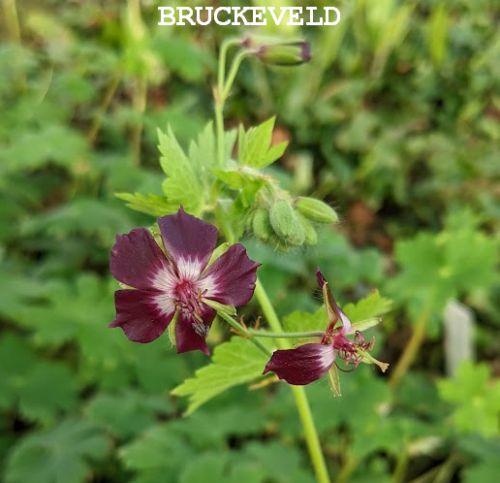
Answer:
[
  {"left": 283, "top": 290, "right": 392, "bottom": 337},
  {"left": 158, "top": 126, "right": 205, "bottom": 214},
  {"left": 172, "top": 338, "right": 269, "bottom": 414},
  {"left": 388, "top": 211, "right": 498, "bottom": 328},
  {"left": 438, "top": 362, "right": 500, "bottom": 438},
  {"left": 238, "top": 117, "right": 288, "bottom": 168},
  {"left": 5, "top": 419, "right": 110, "bottom": 483},
  {"left": 1, "top": 1, "right": 498, "bottom": 481}
]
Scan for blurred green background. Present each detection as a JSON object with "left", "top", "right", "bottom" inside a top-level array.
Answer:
[{"left": 0, "top": 1, "right": 499, "bottom": 482}]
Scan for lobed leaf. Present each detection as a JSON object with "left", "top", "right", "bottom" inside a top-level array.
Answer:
[{"left": 171, "top": 337, "right": 269, "bottom": 414}]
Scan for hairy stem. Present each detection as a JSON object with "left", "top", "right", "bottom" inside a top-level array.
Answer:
[
  {"left": 389, "top": 310, "right": 429, "bottom": 388},
  {"left": 215, "top": 100, "right": 225, "bottom": 166},
  {"left": 212, "top": 308, "right": 271, "bottom": 357},
  {"left": 213, "top": 40, "right": 330, "bottom": 481},
  {"left": 222, "top": 50, "right": 248, "bottom": 100},
  {"left": 255, "top": 279, "right": 331, "bottom": 483},
  {"left": 249, "top": 329, "right": 324, "bottom": 339}
]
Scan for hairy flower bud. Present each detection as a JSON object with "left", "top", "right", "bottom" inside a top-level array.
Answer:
[
  {"left": 299, "top": 215, "right": 318, "bottom": 246},
  {"left": 270, "top": 199, "right": 305, "bottom": 246},
  {"left": 252, "top": 207, "right": 273, "bottom": 242},
  {"left": 257, "top": 41, "right": 311, "bottom": 66},
  {"left": 296, "top": 197, "right": 338, "bottom": 224},
  {"left": 243, "top": 37, "right": 311, "bottom": 66}
]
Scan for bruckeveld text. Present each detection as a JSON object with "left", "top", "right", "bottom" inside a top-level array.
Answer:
[{"left": 158, "top": 6, "right": 341, "bottom": 27}]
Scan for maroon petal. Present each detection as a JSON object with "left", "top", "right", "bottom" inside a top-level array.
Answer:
[
  {"left": 200, "top": 244, "right": 260, "bottom": 306},
  {"left": 158, "top": 208, "right": 218, "bottom": 274},
  {"left": 110, "top": 289, "right": 175, "bottom": 343},
  {"left": 110, "top": 228, "right": 169, "bottom": 290},
  {"left": 175, "top": 306, "right": 216, "bottom": 355},
  {"left": 263, "top": 343, "right": 335, "bottom": 385}
]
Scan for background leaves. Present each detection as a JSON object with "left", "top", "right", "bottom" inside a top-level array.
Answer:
[{"left": 0, "top": 0, "right": 498, "bottom": 482}]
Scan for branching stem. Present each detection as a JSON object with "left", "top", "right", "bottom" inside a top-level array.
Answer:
[
  {"left": 212, "top": 39, "right": 331, "bottom": 482},
  {"left": 249, "top": 329, "right": 324, "bottom": 339}
]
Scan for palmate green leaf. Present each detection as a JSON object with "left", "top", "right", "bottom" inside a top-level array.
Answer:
[
  {"left": 86, "top": 391, "right": 171, "bottom": 439},
  {"left": 18, "top": 362, "right": 78, "bottom": 425},
  {"left": 120, "top": 425, "right": 193, "bottom": 482},
  {"left": 115, "top": 192, "right": 177, "bottom": 217},
  {"left": 0, "top": 334, "right": 37, "bottom": 410},
  {"left": 20, "top": 198, "right": 133, "bottom": 244},
  {"left": 188, "top": 121, "right": 217, "bottom": 173},
  {"left": 5, "top": 419, "right": 110, "bottom": 483},
  {"left": 158, "top": 126, "right": 204, "bottom": 214},
  {"left": 171, "top": 337, "right": 269, "bottom": 414},
  {"left": 238, "top": 117, "right": 288, "bottom": 168},
  {"left": 388, "top": 211, "right": 498, "bottom": 325},
  {"left": 0, "top": 333, "right": 77, "bottom": 424},
  {"left": 438, "top": 362, "right": 500, "bottom": 438},
  {"left": 0, "top": 124, "right": 88, "bottom": 174},
  {"left": 153, "top": 35, "right": 209, "bottom": 82},
  {"left": 343, "top": 290, "right": 392, "bottom": 324}
]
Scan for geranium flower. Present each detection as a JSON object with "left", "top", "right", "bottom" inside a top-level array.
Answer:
[
  {"left": 109, "top": 207, "right": 259, "bottom": 355},
  {"left": 263, "top": 269, "right": 388, "bottom": 385}
]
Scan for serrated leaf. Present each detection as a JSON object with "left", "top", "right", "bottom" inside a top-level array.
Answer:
[
  {"left": 388, "top": 212, "right": 498, "bottom": 325},
  {"left": 438, "top": 362, "right": 500, "bottom": 438},
  {"left": 282, "top": 291, "right": 391, "bottom": 338},
  {"left": 20, "top": 198, "right": 133, "bottom": 244},
  {"left": 18, "top": 362, "right": 78, "bottom": 425},
  {"left": 86, "top": 391, "right": 171, "bottom": 439},
  {"left": 5, "top": 419, "right": 110, "bottom": 483},
  {"left": 158, "top": 126, "right": 204, "bottom": 214},
  {"left": 115, "top": 192, "right": 177, "bottom": 217},
  {"left": 282, "top": 306, "right": 326, "bottom": 335},
  {"left": 343, "top": 290, "right": 392, "bottom": 323},
  {"left": 120, "top": 424, "right": 193, "bottom": 477},
  {"left": 188, "top": 121, "right": 216, "bottom": 172},
  {"left": 171, "top": 337, "right": 269, "bottom": 414},
  {"left": 238, "top": 117, "right": 288, "bottom": 168}
]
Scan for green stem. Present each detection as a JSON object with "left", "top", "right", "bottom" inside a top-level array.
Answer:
[
  {"left": 255, "top": 279, "right": 331, "bottom": 483},
  {"left": 222, "top": 51, "right": 248, "bottom": 100},
  {"left": 215, "top": 100, "right": 225, "bottom": 166},
  {"left": 389, "top": 309, "right": 430, "bottom": 389},
  {"left": 212, "top": 39, "right": 329, "bottom": 482},
  {"left": 215, "top": 41, "right": 245, "bottom": 167},
  {"left": 211, "top": 308, "right": 270, "bottom": 357},
  {"left": 218, "top": 37, "right": 239, "bottom": 94},
  {"left": 249, "top": 329, "right": 324, "bottom": 339}
]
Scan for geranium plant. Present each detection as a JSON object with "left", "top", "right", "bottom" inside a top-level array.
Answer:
[{"left": 111, "top": 36, "right": 389, "bottom": 483}]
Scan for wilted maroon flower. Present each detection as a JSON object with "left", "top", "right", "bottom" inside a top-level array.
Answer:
[
  {"left": 263, "top": 269, "right": 388, "bottom": 385},
  {"left": 109, "top": 207, "right": 259, "bottom": 355}
]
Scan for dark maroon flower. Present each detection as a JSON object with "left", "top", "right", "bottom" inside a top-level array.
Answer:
[
  {"left": 263, "top": 269, "right": 388, "bottom": 385},
  {"left": 109, "top": 207, "right": 259, "bottom": 355}
]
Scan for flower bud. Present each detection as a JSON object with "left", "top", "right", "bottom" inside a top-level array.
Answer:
[
  {"left": 296, "top": 197, "right": 338, "bottom": 224},
  {"left": 258, "top": 41, "right": 311, "bottom": 66},
  {"left": 243, "top": 37, "right": 311, "bottom": 66},
  {"left": 299, "top": 215, "right": 318, "bottom": 246},
  {"left": 252, "top": 207, "right": 273, "bottom": 242},
  {"left": 270, "top": 199, "right": 305, "bottom": 246}
]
